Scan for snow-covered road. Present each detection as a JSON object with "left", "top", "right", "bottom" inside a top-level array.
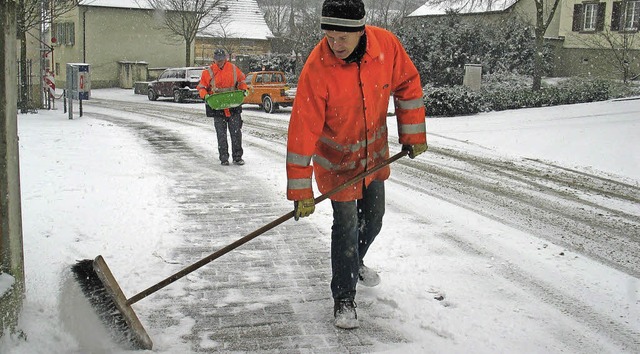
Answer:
[{"left": 5, "top": 89, "right": 638, "bottom": 353}]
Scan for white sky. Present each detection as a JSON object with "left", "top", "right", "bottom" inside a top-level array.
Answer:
[{"left": 1, "top": 89, "right": 639, "bottom": 353}]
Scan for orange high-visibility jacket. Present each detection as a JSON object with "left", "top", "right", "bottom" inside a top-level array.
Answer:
[
  {"left": 286, "top": 25, "right": 427, "bottom": 202},
  {"left": 197, "top": 61, "right": 248, "bottom": 99}
]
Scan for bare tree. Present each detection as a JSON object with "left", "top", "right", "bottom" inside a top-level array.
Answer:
[
  {"left": 365, "top": 0, "right": 395, "bottom": 29},
  {"left": 260, "top": 0, "right": 290, "bottom": 37},
  {"left": 144, "top": 0, "right": 225, "bottom": 66},
  {"left": 16, "top": 0, "right": 79, "bottom": 111},
  {"left": 531, "top": 0, "right": 560, "bottom": 90},
  {"left": 206, "top": 20, "right": 238, "bottom": 57},
  {"left": 366, "top": 0, "right": 423, "bottom": 31}
]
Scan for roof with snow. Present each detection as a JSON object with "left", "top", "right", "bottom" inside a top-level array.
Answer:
[
  {"left": 408, "top": 0, "right": 518, "bottom": 17},
  {"left": 79, "top": 0, "right": 152, "bottom": 9},
  {"left": 198, "top": 0, "right": 273, "bottom": 40},
  {"left": 80, "top": 0, "right": 273, "bottom": 40}
]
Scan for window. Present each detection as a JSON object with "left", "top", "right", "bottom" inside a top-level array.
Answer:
[
  {"left": 572, "top": 2, "right": 606, "bottom": 32},
  {"left": 624, "top": 0, "right": 640, "bottom": 30},
  {"left": 584, "top": 3, "right": 599, "bottom": 30},
  {"left": 187, "top": 69, "right": 202, "bottom": 79},
  {"left": 612, "top": 1, "right": 639, "bottom": 31},
  {"left": 52, "top": 22, "right": 75, "bottom": 46},
  {"left": 245, "top": 73, "right": 254, "bottom": 85}
]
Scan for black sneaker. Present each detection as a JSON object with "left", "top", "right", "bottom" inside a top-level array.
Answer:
[
  {"left": 233, "top": 159, "right": 245, "bottom": 165},
  {"left": 221, "top": 160, "right": 230, "bottom": 166},
  {"left": 333, "top": 299, "right": 358, "bottom": 329}
]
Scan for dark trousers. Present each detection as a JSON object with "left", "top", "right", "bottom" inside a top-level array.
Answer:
[
  {"left": 213, "top": 113, "right": 243, "bottom": 162},
  {"left": 330, "top": 180, "right": 385, "bottom": 301}
]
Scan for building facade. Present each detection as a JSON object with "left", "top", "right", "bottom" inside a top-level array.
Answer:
[
  {"left": 50, "top": 0, "right": 273, "bottom": 89},
  {"left": 52, "top": 1, "right": 187, "bottom": 89}
]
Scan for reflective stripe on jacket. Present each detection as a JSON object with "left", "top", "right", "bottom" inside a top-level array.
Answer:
[
  {"left": 286, "top": 25, "right": 426, "bottom": 202},
  {"left": 197, "top": 61, "right": 248, "bottom": 99}
]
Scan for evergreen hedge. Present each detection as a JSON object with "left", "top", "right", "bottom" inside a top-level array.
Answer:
[{"left": 422, "top": 76, "right": 631, "bottom": 117}]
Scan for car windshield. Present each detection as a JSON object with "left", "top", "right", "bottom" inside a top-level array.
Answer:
[{"left": 187, "top": 69, "right": 203, "bottom": 79}]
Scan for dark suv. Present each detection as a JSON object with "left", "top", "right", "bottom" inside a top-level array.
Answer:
[{"left": 147, "top": 67, "right": 205, "bottom": 103}]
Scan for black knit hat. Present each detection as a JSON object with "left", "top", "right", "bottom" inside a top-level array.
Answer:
[{"left": 321, "top": 0, "right": 366, "bottom": 32}]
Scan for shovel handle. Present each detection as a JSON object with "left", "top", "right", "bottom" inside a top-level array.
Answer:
[{"left": 126, "top": 150, "right": 408, "bottom": 305}]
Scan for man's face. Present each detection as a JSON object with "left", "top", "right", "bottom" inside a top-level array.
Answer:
[
  {"left": 324, "top": 30, "right": 364, "bottom": 60},
  {"left": 214, "top": 58, "right": 226, "bottom": 68}
]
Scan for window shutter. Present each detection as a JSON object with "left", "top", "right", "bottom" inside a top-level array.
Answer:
[
  {"left": 68, "top": 23, "right": 75, "bottom": 46},
  {"left": 596, "top": 2, "right": 606, "bottom": 31},
  {"left": 572, "top": 4, "right": 583, "bottom": 31},
  {"left": 57, "top": 23, "right": 66, "bottom": 45},
  {"left": 611, "top": 2, "right": 621, "bottom": 31}
]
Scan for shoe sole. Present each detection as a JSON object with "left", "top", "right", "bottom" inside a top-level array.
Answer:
[
  {"left": 358, "top": 277, "right": 380, "bottom": 287},
  {"left": 335, "top": 318, "right": 359, "bottom": 329}
]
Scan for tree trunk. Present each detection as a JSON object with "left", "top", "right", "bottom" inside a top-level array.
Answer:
[
  {"left": 185, "top": 39, "right": 191, "bottom": 67},
  {"left": 532, "top": 32, "right": 544, "bottom": 91},
  {"left": 532, "top": 2, "right": 546, "bottom": 92}
]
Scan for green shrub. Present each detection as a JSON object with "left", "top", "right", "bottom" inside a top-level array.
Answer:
[
  {"left": 424, "top": 84, "right": 484, "bottom": 117},
  {"left": 423, "top": 76, "right": 624, "bottom": 117}
]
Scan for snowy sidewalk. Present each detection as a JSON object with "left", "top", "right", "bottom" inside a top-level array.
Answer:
[{"left": 84, "top": 111, "right": 407, "bottom": 352}]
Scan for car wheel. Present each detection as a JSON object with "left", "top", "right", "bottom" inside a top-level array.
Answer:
[
  {"left": 173, "top": 90, "right": 183, "bottom": 103},
  {"left": 148, "top": 89, "right": 157, "bottom": 101},
  {"left": 262, "top": 95, "right": 274, "bottom": 113}
]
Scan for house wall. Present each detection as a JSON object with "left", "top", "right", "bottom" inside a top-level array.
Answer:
[
  {"left": 555, "top": 0, "right": 640, "bottom": 78},
  {"left": 558, "top": 0, "right": 639, "bottom": 49},
  {"left": 555, "top": 47, "right": 640, "bottom": 77},
  {"left": 22, "top": 28, "right": 44, "bottom": 107},
  {"left": 55, "top": 6, "right": 190, "bottom": 88},
  {"left": 510, "top": 0, "right": 563, "bottom": 37},
  {"left": 194, "top": 37, "right": 271, "bottom": 66}
]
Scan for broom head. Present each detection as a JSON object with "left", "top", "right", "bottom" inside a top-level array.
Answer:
[{"left": 71, "top": 256, "right": 153, "bottom": 350}]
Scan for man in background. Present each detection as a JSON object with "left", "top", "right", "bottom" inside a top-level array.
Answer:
[{"left": 198, "top": 49, "right": 248, "bottom": 165}]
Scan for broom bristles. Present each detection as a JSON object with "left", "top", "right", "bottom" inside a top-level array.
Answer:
[{"left": 71, "top": 259, "right": 150, "bottom": 350}]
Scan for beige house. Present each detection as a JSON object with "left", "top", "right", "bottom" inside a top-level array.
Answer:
[
  {"left": 406, "top": 0, "right": 639, "bottom": 80},
  {"left": 51, "top": 0, "right": 272, "bottom": 89},
  {"left": 556, "top": 0, "right": 639, "bottom": 79},
  {"left": 52, "top": 0, "right": 188, "bottom": 88}
]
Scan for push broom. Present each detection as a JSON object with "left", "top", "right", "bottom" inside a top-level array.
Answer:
[{"left": 71, "top": 150, "right": 409, "bottom": 350}]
